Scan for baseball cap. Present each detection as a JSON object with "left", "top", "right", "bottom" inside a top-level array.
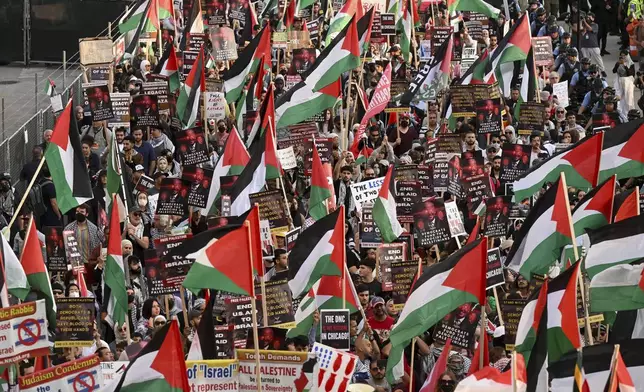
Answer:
[
  {"left": 370, "top": 296, "right": 385, "bottom": 307},
  {"left": 134, "top": 164, "right": 145, "bottom": 172}
]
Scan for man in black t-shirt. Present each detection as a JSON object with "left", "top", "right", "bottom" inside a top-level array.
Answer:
[{"left": 39, "top": 167, "right": 62, "bottom": 228}]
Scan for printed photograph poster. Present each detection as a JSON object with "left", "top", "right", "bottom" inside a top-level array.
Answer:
[
  {"left": 475, "top": 98, "right": 502, "bottom": 134},
  {"left": 228, "top": 0, "right": 249, "bottom": 22},
  {"left": 484, "top": 196, "right": 511, "bottom": 238},
  {"left": 288, "top": 49, "right": 317, "bottom": 76},
  {"left": 156, "top": 177, "right": 190, "bottom": 216},
  {"left": 182, "top": 166, "right": 214, "bottom": 208},
  {"left": 85, "top": 84, "right": 114, "bottom": 121},
  {"left": 499, "top": 144, "right": 531, "bottom": 182},
  {"left": 129, "top": 94, "right": 160, "bottom": 128},
  {"left": 176, "top": 128, "right": 210, "bottom": 165},
  {"left": 210, "top": 26, "right": 238, "bottom": 61},
  {"left": 205, "top": 0, "right": 227, "bottom": 25},
  {"left": 432, "top": 303, "right": 481, "bottom": 349},
  {"left": 412, "top": 198, "right": 451, "bottom": 246},
  {"left": 44, "top": 226, "right": 67, "bottom": 272},
  {"left": 249, "top": 190, "right": 289, "bottom": 230}
]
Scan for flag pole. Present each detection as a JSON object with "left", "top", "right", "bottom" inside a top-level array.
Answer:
[
  {"left": 511, "top": 351, "right": 517, "bottom": 392},
  {"left": 479, "top": 304, "right": 486, "bottom": 370},
  {"left": 340, "top": 83, "right": 346, "bottom": 151},
  {"left": 245, "top": 220, "right": 263, "bottom": 391},
  {"left": 407, "top": 245, "right": 424, "bottom": 392},
  {"left": 607, "top": 344, "right": 620, "bottom": 392},
  {"left": 7, "top": 156, "right": 47, "bottom": 230},
  {"left": 341, "top": 205, "right": 347, "bottom": 310},
  {"left": 344, "top": 70, "right": 354, "bottom": 145},
  {"left": 492, "top": 287, "right": 504, "bottom": 326}
]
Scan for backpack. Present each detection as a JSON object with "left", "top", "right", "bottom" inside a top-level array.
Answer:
[{"left": 25, "top": 179, "right": 52, "bottom": 217}]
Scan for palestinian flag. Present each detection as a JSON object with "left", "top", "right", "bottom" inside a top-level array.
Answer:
[
  {"left": 106, "top": 131, "right": 134, "bottom": 222},
  {"left": 234, "top": 58, "right": 263, "bottom": 135},
  {"left": 124, "top": 0, "right": 159, "bottom": 59},
  {"left": 386, "top": 238, "right": 488, "bottom": 383},
  {"left": 176, "top": 47, "right": 205, "bottom": 128},
  {"left": 589, "top": 260, "right": 644, "bottom": 312},
  {"left": 584, "top": 214, "right": 644, "bottom": 279},
  {"left": 606, "top": 349, "right": 636, "bottom": 392},
  {"left": 43, "top": 99, "right": 93, "bottom": 214},
  {"left": 419, "top": 339, "right": 452, "bottom": 392},
  {"left": 118, "top": 0, "right": 150, "bottom": 34},
  {"left": 483, "top": 14, "right": 531, "bottom": 83},
  {"left": 611, "top": 308, "right": 644, "bottom": 341},
  {"left": 223, "top": 25, "right": 271, "bottom": 104},
  {"left": 447, "top": 0, "right": 500, "bottom": 18},
  {"left": 505, "top": 175, "right": 574, "bottom": 279},
  {"left": 184, "top": 0, "right": 204, "bottom": 39},
  {"left": 357, "top": 6, "right": 375, "bottom": 53},
  {"left": 155, "top": 43, "right": 181, "bottom": 92},
  {"left": 396, "top": 0, "right": 415, "bottom": 63},
  {"left": 44, "top": 78, "right": 56, "bottom": 97},
  {"left": 245, "top": 70, "right": 274, "bottom": 147},
  {"left": 240, "top": 2, "right": 259, "bottom": 43},
  {"left": 467, "top": 216, "right": 480, "bottom": 244},
  {"left": 512, "top": 47, "right": 538, "bottom": 118},
  {"left": 287, "top": 272, "right": 359, "bottom": 338},
  {"left": 468, "top": 329, "right": 489, "bottom": 375},
  {"left": 399, "top": 33, "right": 452, "bottom": 105},
  {"left": 288, "top": 207, "right": 345, "bottom": 299},
  {"left": 105, "top": 321, "right": 190, "bottom": 392},
  {"left": 275, "top": 78, "right": 341, "bottom": 128},
  {"left": 309, "top": 141, "right": 333, "bottom": 221},
  {"left": 549, "top": 340, "right": 644, "bottom": 392},
  {"left": 20, "top": 218, "right": 56, "bottom": 329},
  {"left": 1, "top": 233, "right": 29, "bottom": 301},
  {"left": 512, "top": 133, "right": 603, "bottom": 201},
  {"left": 599, "top": 119, "right": 644, "bottom": 182},
  {"left": 525, "top": 289, "right": 549, "bottom": 392},
  {"left": 228, "top": 131, "right": 268, "bottom": 216},
  {"left": 283, "top": 0, "right": 296, "bottom": 29},
  {"left": 305, "top": 17, "right": 360, "bottom": 92},
  {"left": 454, "top": 366, "right": 526, "bottom": 392},
  {"left": 373, "top": 165, "right": 405, "bottom": 243},
  {"left": 573, "top": 349, "right": 590, "bottom": 392},
  {"left": 157, "top": 0, "right": 174, "bottom": 21},
  {"left": 264, "top": 115, "right": 282, "bottom": 180},
  {"left": 187, "top": 291, "right": 216, "bottom": 360},
  {"left": 103, "top": 195, "right": 128, "bottom": 329},
  {"left": 514, "top": 282, "right": 548, "bottom": 365},
  {"left": 614, "top": 187, "right": 639, "bottom": 223},
  {"left": 547, "top": 262, "right": 582, "bottom": 365},
  {"left": 571, "top": 175, "right": 615, "bottom": 237},
  {"left": 355, "top": 144, "right": 370, "bottom": 165},
  {"left": 181, "top": 224, "right": 255, "bottom": 295},
  {"left": 325, "top": 0, "right": 363, "bottom": 45},
  {"left": 205, "top": 128, "right": 249, "bottom": 214}
]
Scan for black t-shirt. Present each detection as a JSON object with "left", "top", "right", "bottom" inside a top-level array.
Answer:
[
  {"left": 363, "top": 279, "right": 383, "bottom": 297},
  {"left": 128, "top": 223, "right": 151, "bottom": 264},
  {"left": 40, "top": 180, "right": 62, "bottom": 227}
]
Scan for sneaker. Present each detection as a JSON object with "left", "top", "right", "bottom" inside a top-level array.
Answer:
[{"left": 601, "top": 50, "right": 610, "bottom": 55}]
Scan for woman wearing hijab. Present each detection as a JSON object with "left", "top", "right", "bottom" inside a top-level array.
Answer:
[{"left": 613, "top": 49, "right": 636, "bottom": 113}]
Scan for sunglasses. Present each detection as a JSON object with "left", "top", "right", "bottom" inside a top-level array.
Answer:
[
  {"left": 154, "top": 321, "right": 166, "bottom": 326},
  {"left": 557, "top": 110, "right": 565, "bottom": 113},
  {"left": 132, "top": 212, "right": 142, "bottom": 217}
]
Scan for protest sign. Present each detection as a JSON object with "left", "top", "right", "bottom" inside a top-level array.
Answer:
[
  {"left": 130, "top": 94, "right": 160, "bottom": 128},
  {"left": 486, "top": 248, "right": 505, "bottom": 289},
  {"left": 79, "top": 37, "right": 113, "bottom": 65},
  {"left": 395, "top": 165, "right": 418, "bottom": 181},
  {"left": 63, "top": 230, "right": 84, "bottom": 273},
  {"left": 303, "top": 138, "right": 333, "bottom": 175},
  {"left": 276, "top": 146, "right": 297, "bottom": 170},
  {"left": 108, "top": 92, "right": 131, "bottom": 128},
  {"left": 210, "top": 26, "right": 238, "bottom": 60},
  {"left": 432, "top": 303, "right": 481, "bottom": 349},
  {"left": 462, "top": 173, "right": 493, "bottom": 216},
  {"left": 176, "top": 128, "right": 210, "bottom": 165},
  {"left": 289, "top": 48, "right": 316, "bottom": 74},
  {"left": 246, "top": 327, "right": 286, "bottom": 349},
  {"left": 229, "top": 0, "right": 249, "bottom": 22},
  {"left": 396, "top": 232, "right": 414, "bottom": 260},
  {"left": 237, "top": 350, "right": 318, "bottom": 392},
  {"left": 475, "top": 98, "right": 502, "bottom": 134},
  {"left": 285, "top": 227, "right": 301, "bottom": 252},
  {"left": 156, "top": 177, "right": 190, "bottom": 216},
  {"left": 145, "top": 234, "right": 194, "bottom": 295},
  {"left": 450, "top": 85, "right": 476, "bottom": 117},
  {"left": 413, "top": 198, "right": 451, "bottom": 246},
  {"left": 447, "top": 155, "right": 464, "bottom": 199},
  {"left": 143, "top": 81, "right": 172, "bottom": 114},
  {"left": 460, "top": 46, "right": 478, "bottom": 74},
  {"left": 225, "top": 296, "right": 263, "bottom": 347},
  {"left": 464, "top": 20, "right": 483, "bottom": 40},
  {"left": 420, "top": 40, "right": 432, "bottom": 60},
  {"left": 500, "top": 144, "right": 531, "bottom": 182},
  {"left": 276, "top": 122, "right": 318, "bottom": 150},
  {"left": 380, "top": 13, "right": 396, "bottom": 35},
  {"left": 592, "top": 112, "right": 621, "bottom": 131},
  {"left": 417, "top": 165, "right": 434, "bottom": 197},
  {"left": 55, "top": 297, "right": 95, "bottom": 347},
  {"left": 377, "top": 243, "right": 405, "bottom": 291},
  {"left": 20, "top": 356, "right": 104, "bottom": 392},
  {"left": 313, "top": 343, "right": 359, "bottom": 389},
  {"left": 186, "top": 360, "right": 239, "bottom": 390},
  {"left": 396, "top": 181, "right": 421, "bottom": 223},
  {"left": 500, "top": 298, "right": 527, "bottom": 350},
  {"left": 518, "top": 102, "right": 546, "bottom": 135},
  {"left": 134, "top": 174, "right": 155, "bottom": 196},
  {"left": 437, "top": 134, "right": 462, "bottom": 155},
  {"left": 101, "top": 361, "right": 128, "bottom": 387},
  {"left": 430, "top": 27, "right": 452, "bottom": 56},
  {"left": 206, "top": 0, "right": 227, "bottom": 25},
  {"left": 113, "top": 35, "right": 125, "bottom": 64},
  {"left": 259, "top": 279, "right": 295, "bottom": 328},
  {"left": 85, "top": 83, "right": 114, "bottom": 121},
  {"left": 552, "top": 81, "right": 569, "bottom": 107},
  {"left": 0, "top": 300, "right": 50, "bottom": 364},
  {"left": 531, "top": 37, "right": 554, "bottom": 67},
  {"left": 182, "top": 166, "right": 214, "bottom": 209},
  {"left": 360, "top": 203, "right": 383, "bottom": 248},
  {"left": 205, "top": 91, "right": 226, "bottom": 120},
  {"left": 484, "top": 196, "right": 511, "bottom": 237},
  {"left": 350, "top": 177, "right": 385, "bottom": 211},
  {"left": 320, "top": 309, "right": 350, "bottom": 350},
  {"left": 250, "top": 190, "right": 289, "bottom": 230},
  {"left": 390, "top": 260, "right": 418, "bottom": 310},
  {"left": 445, "top": 200, "right": 466, "bottom": 237},
  {"left": 213, "top": 325, "right": 235, "bottom": 359},
  {"left": 44, "top": 226, "right": 66, "bottom": 272},
  {"left": 433, "top": 153, "right": 449, "bottom": 192}
]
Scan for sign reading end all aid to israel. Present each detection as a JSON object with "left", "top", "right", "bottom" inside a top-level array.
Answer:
[{"left": 0, "top": 300, "right": 50, "bottom": 364}]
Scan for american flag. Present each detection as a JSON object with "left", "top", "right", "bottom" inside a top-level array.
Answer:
[{"left": 313, "top": 343, "right": 358, "bottom": 392}]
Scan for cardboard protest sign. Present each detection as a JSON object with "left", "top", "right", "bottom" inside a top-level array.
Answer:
[
  {"left": 143, "top": 81, "right": 172, "bottom": 114},
  {"left": 276, "top": 146, "right": 297, "bottom": 170},
  {"left": 210, "top": 26, "right": 238, "bottom": 60},
  {"left": 101, "top": 361, "right": 128, "bottom": 388},
  {"left": 205, "top": 91, "right": 227, "bottom": 120},
  {"left": 258, "top": 279, "right": 295, "bottom": 328},
  {"left": 377, "top": 243, "right": 405, "bottom": 291},
  {"left": 484, "top": 196, "right": 511, "bottom": 237},
  {"left": 395, "top": 181, "right": 421, "bottom": 223},
  {"left": 182, "top": 166, "right": 214, "bottom": 208},
  {"left": 54, "top": 297, "right": 95, "bottom": 348},
  {"left": 130, "top": 94, "right": 160, "bottom": 128},
  {"left": 412, "top": 198, "right": 451, "bottom": 246},
  {"left": 237, "top": 350, "right": 317, "bottom": 392},
  {"left": 186, "top": 360, "right": 239, "bottom": 390},
  {"left": 486, "top": 248, "right": 505, "bottom": 289},
  {"left": 79, "top": 37, "right": 113, "bottom": 65},
  {"left": 85, "top": 84, "right": 114, "bottom": 121},
  {"left": 249, "top": 190, "right": 289, "bottom": 230},
  {"left": 0, "top": 300, "right": 50, "bottom": 364},
  {"left": 417, "top": 165, "right": 434, "bottom": 197},
  {"left": 360, "top": 203, "right": 383, "bottom": 248},
  {"left": 475, "top": 98, "right": 502, "bottom": 134},
  {"left": 19, "top": 356, "right": 104, "bottom": 392},
  {"left": 289, "top": 49, "right": 317, "bottom": 75},
  {"left": 206, "top": 0, "right": 227, "bottom": 25},
  {"left": 176, "top": 128, "right": 210, "bottom": 165},
  {"left": 320, "top": 309, "right": 351, "bottom": 350},
  {"left": 518, "top": 102, "right": 546, "bottom": 136},
  {"left": 462, "top": 173, "right": 493, "bottom": 216},
  {"left": 134, "top": 174, "right": 155, "bottom": 196},
  {"left": 390, "top": 260, "right": 418, "bottom": 310},
  {"left": 145, "top": 234, "right": 195, "bottom": 295},
  {"left": 213, "top": 325, "right": 235, "bottom": 359},
  {"left": 350, "top": 177, "right": 385, "bottom": 211},
  {"left": 303, "top": 137, "right": 333, "bottom": 175},
  {"left": 500, "top": 144, "right": 531, "bottom": 182},
  {"left": 108, "top": 92, "right": 131, "bottom": 128},
  {"left": 44, "top": 226, "right": 66, "bottom": 272},
  {"left": 156, "top": 177, "right": 190, "bottom": 216},
  {"left": 433, "top": 153, "right": 449, "bottom": 192},
  {"left": 432, "top": 303, "right": 481, "bottom": 349},
  {"left": 63, "top": 230, "right": 84, "bottom": 273},
  {"left": 531, "top": 37, "right": 554, "bottom": 67},
  {"left": 445, "top": 201, "right": 466, "bottom": 237},
  {"left": 225, "top": 296, "right": 263, "bottom": 347},
  {"left": 183, "top": 50, "right": 200, "bottom": 76},
  {"left": 500, "top": 298, "right": 528, "bottom": 350}
]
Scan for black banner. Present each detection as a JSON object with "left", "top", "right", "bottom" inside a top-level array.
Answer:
[
  {"left": 499, "top": 144, "right": 531, "bottom": 182},
  {"left": 156, "top": 178, "right": 190, "bottom": 216},
  {"left": 320, "top": 309, "right": 351, "bottom": 351},
  {"left": 396, "top": 181, "right": 421, "bottom": 223},
  {"left": 377, "top": 243, "right": 405, "bottom": 291},
  {"left": 413, "top": 198, "right": 451, "bottom": 246},
  {"left": 44, "top": 226, "right": 67, "bottom": 272},
  {"left": 249, "top": 190, "right": 289, "bottom": 230},
  {"left": 500, "top": 298, "right": 528, "bottom": 351},
  {"left": 484, "top": 196, "right": 511, "bottom": 237},
  {"left": 390, "top": 260, "right": 417, "bottom": 310},
  {"left": 182, "top": 166, "right": 214, "bottom": 209},
  {"left": 130, "top": 94, "right": 160, "bottom": 128},
  {"left": 432, "top": 304, "right": 481, "bottom": 349},
  {"left": 226, "top": 296, "right": 263, "bottom": 347},
  {"left": 176, "top": 128, "right": 210, "bottom": 165}
]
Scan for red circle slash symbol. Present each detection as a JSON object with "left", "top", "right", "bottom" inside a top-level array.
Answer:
[
  {"left": 73, "top": 372, "right": 96, "bottom": 392},
  {"left": 17, "top": 319, "right": 41, "bottom": 346}
]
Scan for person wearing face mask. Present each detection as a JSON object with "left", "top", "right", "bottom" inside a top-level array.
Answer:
[
  {"left": 125, "top": 206, "right": 151, "bottom": 262},
  {"left": 213, "top": 120, "right": 229, "bottom": 150},
  {"left": 64, "top": 204, "right": 104, "bottom": 265},
  {"left": 66, "top": 282, "right": 81, "bottom": 298},
  {"left": 386, "top": 113, "right": 418, "bottom": 157},
  {"left": 128, "top": 256, "right": 148, "bottom": 304},
  {"left": 274, "top": 75, "right": 285, "bottom": 99},
  {"left": 436, "top": 371, "right": 458, "bottom": 392}
]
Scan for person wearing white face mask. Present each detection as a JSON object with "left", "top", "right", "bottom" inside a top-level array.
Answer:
[{"left": 67, "top": 282, "right": 81, "bottom": 298}]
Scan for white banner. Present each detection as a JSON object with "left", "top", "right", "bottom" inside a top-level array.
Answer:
[
  {"left": 205, "top": 92, "right": 226, "bottom": 120},
  {"left": 276, "top": 146, "right": 297, "bottom": 170},
  {"left": 101, "top": 361, "right": 128, "bottom": 387},
  {"left": 237, "top": 350, "right": 318, "bottom": 392},
  {"left": 0, "top": 300, "right": 51, "bottom": 364},
  {"left": 552, "top": 81, "right": 569, "bottom": 108},
  {"left": 350, "top": 177, "right": 385, "bottom": 212},
  {"left": 445, "top": 200, "right": 466, "bottom": 237},
  {"left": 20, "top": 355, "right": 104, "bottom": 392},
  {"left": 186, "top": 360, "right": 239, "bottom": 390}
]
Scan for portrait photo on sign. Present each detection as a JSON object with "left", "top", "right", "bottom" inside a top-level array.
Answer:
[
  {"left": 130, "top": 94, "right": 160, "bottom": 127},
  {"left": 157, "top": 177, "right": 190, "bottom": 216},
  {"left": 412, "top": 198, "right": 450, "bottom": 245},
  {"left": 288, "top": 49, "right": 317, "bottom": 75},
  {"left": 176, "top": 128, "right": 209, "bottom": 165},
  {"left": 85, "top": 84, "right": 114, "bottom": 121}
]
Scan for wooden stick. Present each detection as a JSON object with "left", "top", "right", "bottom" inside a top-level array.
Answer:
[
  {"left": 345, "top": 71, "right": 354, "bottom": 142},
  {"left": 479, "top": 305, "right": 486, "bottom": 370},
  {"left": 179, "top": 287, "right": 189, "bottom": 328},
  {"left": 493, "top": 286, "right": 504, "bottom": 326},
  {"left": 408, "top": 338, "right": 416, "bottom": 392},
  {"left": 245, "top": 221, "right": 263, "bottom": 391},
  {"left": 7, "top": 155, "right": 47, "bottom": 230},
  {"left": 260, "top": 277, "right": 269, "bottom": 327}
]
